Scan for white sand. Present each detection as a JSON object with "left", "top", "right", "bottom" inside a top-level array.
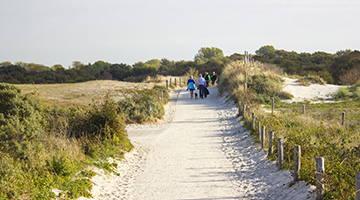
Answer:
[
  {"left": 76, "top": 84, "right": 319, "bottom": 199},
  {"left": 282, "top": 77, "right": 342, "bottom": 103}
]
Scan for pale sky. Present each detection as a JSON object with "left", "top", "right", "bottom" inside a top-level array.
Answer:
[{"left": 1, "top": 0, "right": 359, "bottom": 67}]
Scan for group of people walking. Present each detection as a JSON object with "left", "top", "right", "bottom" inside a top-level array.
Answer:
[{"left": 187, "top": 71, "right": 218, "bottom": 99}]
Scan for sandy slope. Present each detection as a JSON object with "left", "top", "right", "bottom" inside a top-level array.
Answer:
[
  {"left": 282, "top": 77, "right": 342, "bottom": 103},
  {"left": 78, "top": 83, "right": 317, "bottom": 200}
]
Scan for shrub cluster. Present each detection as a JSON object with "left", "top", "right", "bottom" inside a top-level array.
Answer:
[
  {"left": 0, "top": 83, "right": 169, "bottom": 199},
  {"left": 118, "top": 85, "right": 169, "bottom": 123}
]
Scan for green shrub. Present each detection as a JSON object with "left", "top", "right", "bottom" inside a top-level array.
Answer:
[
  {"left": 0, "top": 83, "right": 133, "bottom": 199},
  {"left": 118, "top": 85, "right": 168, "bottom": 123},
  {"left": 335, "top": 87, "right": 350, "bottom": 99},
  {"left": 354, "top": 87, "right": 360, "bottom": 98}
]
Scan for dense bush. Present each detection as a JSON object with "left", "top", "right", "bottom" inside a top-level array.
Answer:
[{"left": 118, "top": 85, "right": 169, "bottom": 123}]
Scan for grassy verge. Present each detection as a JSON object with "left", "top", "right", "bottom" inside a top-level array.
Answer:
[
  {"left": 0, "top": 83, "right": 169, "bottom": 199},
  {"left": 219, "top": 61, "right": 360, "bottom": 199}
]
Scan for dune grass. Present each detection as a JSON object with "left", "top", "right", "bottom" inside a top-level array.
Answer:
[
  {"left": 0, "top": 82, "right": 169, "bottom": 199},
  {"left": 219, "top": 61, "right": 360, "bottom": 199}
]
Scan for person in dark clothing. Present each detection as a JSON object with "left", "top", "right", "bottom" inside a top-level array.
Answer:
[
  {"left": 211, "top": 71, "right": 218, "bottom": 85},
  {"left": 204, "top": 72, "right": 211, "bottom": 87}
]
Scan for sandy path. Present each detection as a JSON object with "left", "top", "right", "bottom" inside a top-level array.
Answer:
[
  {"left": 127, "top": 88, "right": 240, "bottom": 199},
  {"left": 79, "top": 86, "right": 316, "bottom": 199}
]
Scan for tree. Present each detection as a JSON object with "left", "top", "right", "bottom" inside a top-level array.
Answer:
[
  {"left": 194, "top": 47, "right": 224, "bottom": 64},
  {"left": 335, "top": 49, "right": 352, "bottom": 56},
  {"left": 255, "top": 45, "right": 275, "bottom": 55}
]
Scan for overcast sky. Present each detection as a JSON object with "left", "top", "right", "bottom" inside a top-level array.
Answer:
[{"left": 1, "top": 0, "right": 359, "bottom": 67}]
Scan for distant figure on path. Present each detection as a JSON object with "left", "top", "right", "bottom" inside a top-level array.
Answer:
[
  {"left": 187, "top": 76, "right": 196, "bottom": 99},
  {"left": 204, "top": 72, "right": 211, "bottom": 87},
  {"left": 211, "top": 71, "right": 218, "bottom": 85},
  {"left": 197, "top": 74, "right": 206, "bottom": 99}
]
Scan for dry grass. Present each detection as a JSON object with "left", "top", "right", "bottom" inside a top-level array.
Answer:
[{"left": 15, "top": 76, "right": 184, "bottom": 108}]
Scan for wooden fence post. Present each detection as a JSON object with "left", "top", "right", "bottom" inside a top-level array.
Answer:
[
  {"left": 268, "top": 131, "right": 274, "bottom": 156},
  {"left": 243, "top": 105, "right": 247, "bottom": 118},
  {"left": 356, "top": 172, "right": 360, "bottom": 200},
  {"left": 316, "top": 157, "right": 325, "bottom": 200},
  {"left": 170, "top": 78, "right": 172, "bottom": 86},
  {"left": 175, "top": 78, "right": 177, "bottom": 86},
  {"left": 294, "top": 145, "right": 301, "bottom": 182},
  {"left": 166, "top": 80, "right": 169, "bottom": 90},
  {"left": 258, "top": 121, "right": 261, "bottom": 140},
  {"left": 261, "top": 126, "right": 265, "bottom": 149},
  {"left": 302, "top": 104, "right": 305, "bottom": 115},
  {"left": 244, "top": 51, "right": 247, "bottom": 91},
  {"left": 252, "top": 113, "right": 255, "bottom": 130},
  {"left": 342, "top": 111, "right": 345, "bottom": 126},
  {"left": 179, "top": 78, "right": 181, "bottom": 87},
  {"left": 278, "top": 138, "right": 283, "bottom": 170},
  {"left": 271, "top": 98, "right": 275, "bottom": 114}
]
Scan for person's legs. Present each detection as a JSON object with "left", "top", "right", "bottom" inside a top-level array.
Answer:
[
  {"left": 190, "top": 90, "right": 193, "bottom": 98},
  {"left": 199, "top": 85, "right": 204, "bottom": 98}
]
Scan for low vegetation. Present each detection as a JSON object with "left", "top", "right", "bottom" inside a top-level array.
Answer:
[
  {"left": 220, "top": 61, "right": 360, "bottom": 199},
  {"left": 218, "top": 60, "right": 293, "bottom": 104},
  {"left": 0, "top": 83, "right": 169, "bottom": 199},
  {"left": 297, "top": 74, "right": 326, "bottom": 86}
]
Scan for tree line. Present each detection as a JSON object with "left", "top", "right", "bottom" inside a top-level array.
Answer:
[
  {"left": 251, "top": 45, "right": 360, "bottom": 84},
  {"left": 0, "top": 47, "right": 228, "bottom": 84},
  {"left": 1, "top": 46, "right": 359, "bottom": 85}
]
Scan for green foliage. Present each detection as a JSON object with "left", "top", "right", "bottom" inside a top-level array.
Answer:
[
  {"left": 194, "top": 47, "right": 224, "bottom": 64},
  {"left": 46, "top": 155, "right": 72, "bottom": 176},
  {"left": 253, "top": 47, "right": 360, "bottom": 85},
  {"left": 334, "top": 87, "right": 350, "bottom": 99},
  {"left": 118, "top": 85, "right": 168, "bottom": 124},
  {"left": 0, "top": 83, "right": 46, "bottom": 160},
  {"left": 0, "top": 83, "right": 135, "bottom": 199},
  {"left": 255, "top": 45, "right": 275, "bottom": 55}
]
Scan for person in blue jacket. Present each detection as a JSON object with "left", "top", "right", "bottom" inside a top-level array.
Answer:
[{"left": 187, "top": 76, "right": 196, "bottom": 99}]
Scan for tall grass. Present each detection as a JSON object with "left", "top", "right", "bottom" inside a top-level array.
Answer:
[
  {"left": 218, "top": 61, "right": 293, "bottom": 105},
  {"left": 297, "top": 75, "right": 326, "bottom": 86},
  {"left": 219, "top": 61, "right": 360, "bottom": 199}
]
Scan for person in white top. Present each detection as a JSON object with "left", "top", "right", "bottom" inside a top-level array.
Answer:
[{"left": 197, "top": 74, "right": 206, "bottom": 99}]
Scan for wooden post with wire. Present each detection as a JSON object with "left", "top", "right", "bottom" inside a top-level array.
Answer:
[
  {"left": 294, "top": 145, "right": 301, "bottom": 182},
  {"left": 302, "top": 104, "right": 305, "bottom": 115},
  {"left": 252, "top": 113, "right": 255, "bottom": 130},
  {"left": 278, "top": 138, "right": 283, "bottom": 170},
  {"left": 342, "top": 111, "right": 345, "bottom": 126},
  {"left": 268, "top": 131, "right": 274, "bottom": 156},
  {"left": 261, "top": 126, "right": 265, "bottom": 149},
  {"left": 316, "top": 157, "right": 325, "bottom": 200}
]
